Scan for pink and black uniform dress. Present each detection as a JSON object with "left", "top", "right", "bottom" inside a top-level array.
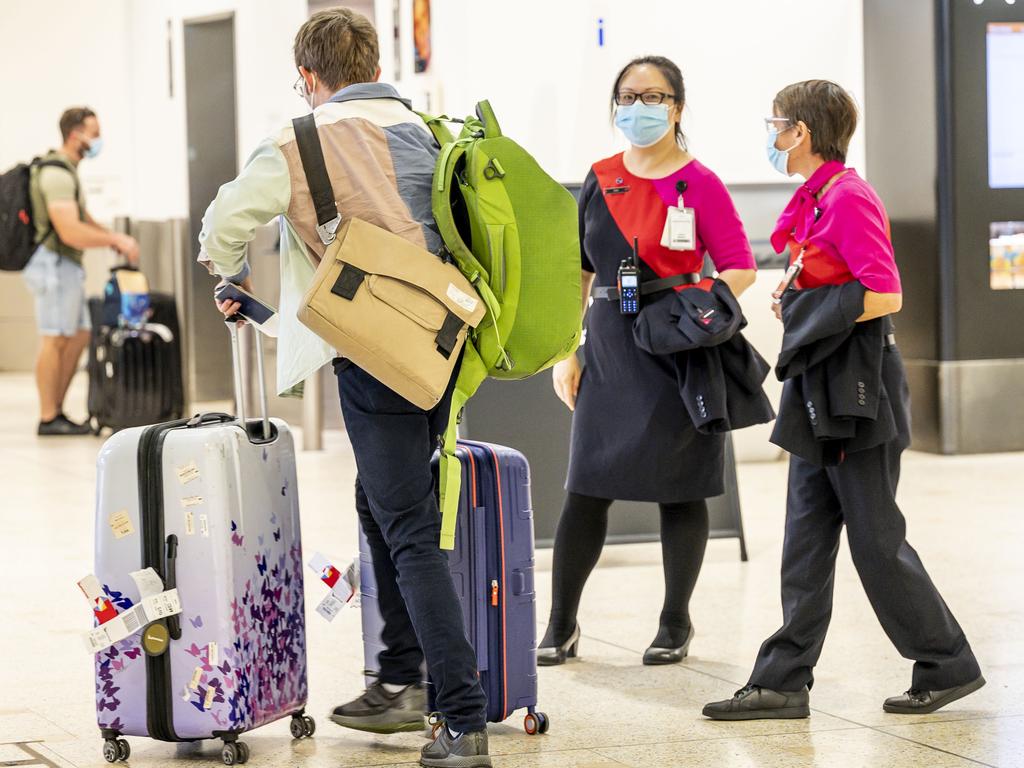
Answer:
[{"left": 567, "top": 153, "right": 755, "bottom": 502}]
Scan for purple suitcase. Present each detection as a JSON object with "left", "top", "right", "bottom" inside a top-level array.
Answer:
[
  {"left": 92, "top": 326, "right": 312, "bottom": 765},
  {"left": 360, "top": 439, "right": 549, "bottom": 735}
]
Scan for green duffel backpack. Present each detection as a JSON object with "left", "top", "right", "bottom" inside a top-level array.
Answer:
[{"left": 420, "top": 101, "right": 582, "bottom": 549}]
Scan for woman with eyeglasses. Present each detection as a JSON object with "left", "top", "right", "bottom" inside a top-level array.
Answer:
[
  {"left": 703, "top": 80, "right": 984, "bottom": 720},
  {"left": 538, "top": 56, "right": 757, "bottom": 667}
]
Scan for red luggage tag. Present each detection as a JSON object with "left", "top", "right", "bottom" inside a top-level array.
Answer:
[
  {"left": 78, "top": 574, "right": 119, "bottom": 625},
  {"left": 308, "top": 552, "right": 360, "bottom": 622}
]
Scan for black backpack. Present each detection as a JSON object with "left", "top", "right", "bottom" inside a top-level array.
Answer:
[{"left": 0, "top": 158, "right": 75, "bottom": 271}]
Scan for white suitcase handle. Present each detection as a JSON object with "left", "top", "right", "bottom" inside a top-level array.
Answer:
[{"left": 227, "top": 319, "right": 272, "bottom": 442}]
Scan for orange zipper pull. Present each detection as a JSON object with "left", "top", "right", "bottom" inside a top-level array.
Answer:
[{"left": 491, "top": 580, "right": 499, "bottom": 607}]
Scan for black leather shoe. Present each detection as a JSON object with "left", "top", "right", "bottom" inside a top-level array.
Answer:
[
  {"left": 703, "top": 684, "right": 810, "bottom": 720},
  {"left": 883, "top": 675, "right": 985, "bottom": 714},
  {"left": 38, "top": 415, "right": 92, "bottom": 436},
  {"left": 643, "top": 624, "right": 695, "bottom": 666},
  {"left": 537, "top": 624, "right": 580, "bottom": 667}
]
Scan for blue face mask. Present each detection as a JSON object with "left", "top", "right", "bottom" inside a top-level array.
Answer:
[
  {"left": 766, "top": 127, "right": 800, "bottom": 176},
  {"left": 83, "top": 136, "right": 104, "bottom": 159},
  {"left": 615, "top": 103, "right": 672, "bottom": 148}
]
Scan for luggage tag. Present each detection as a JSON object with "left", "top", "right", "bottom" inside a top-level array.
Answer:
[
  {"left": 661, "top": 191, "right": 696, "bottom": 252},
  {"left": 308, "top": 552, "right": 361, "bottom": 622}
]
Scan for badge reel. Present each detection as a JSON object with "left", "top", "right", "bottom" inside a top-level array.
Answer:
[
  {"left": 772, "top": 248, "right": 806, "bottom": 304},
  {"left": 661, "top": 180, "right": 696, "bottom": 252},
  {"left": 618, "top": 237, "right": 641, "bottom": 315}
]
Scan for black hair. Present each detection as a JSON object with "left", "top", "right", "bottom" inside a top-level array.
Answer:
[{"left": 610, "top": 55, "right": 687, "bottom": 148}]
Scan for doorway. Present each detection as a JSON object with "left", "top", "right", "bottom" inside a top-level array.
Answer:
[{"left": 183, "top": 14, "right": 238, "bottom": 402}]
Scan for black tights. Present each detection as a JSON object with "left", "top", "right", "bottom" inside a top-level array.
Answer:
[{"left": 541, "top": 493, "right": 710, "bottom": 649}]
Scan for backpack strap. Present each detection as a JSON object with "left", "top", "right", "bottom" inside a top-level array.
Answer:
[
  {"left": 292, "top": 115, "right": 342, "bottom": 245},
  {"left": 474, "top": 101, "right": 502, "bottom": 139},
  {"left": 415, "top": 111, "right": 458, "bottom": 147},
  {"left": 438, "top": 344, "right": 489, "bottom": 550},
  {"left": 33, "top": 159, "right": 81, "bottom": 249}
]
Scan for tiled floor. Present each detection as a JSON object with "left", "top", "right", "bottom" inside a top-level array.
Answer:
[{"left": 0, "top": 372, "right": 1021, "bottom": 768}]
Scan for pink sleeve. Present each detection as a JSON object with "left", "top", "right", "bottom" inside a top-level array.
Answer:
[
  {"left": 829, "top": 190, "right": 902, "bottom": 293},
  {"left": 696, "top": 173, "right": 756, "bottom": 272}
]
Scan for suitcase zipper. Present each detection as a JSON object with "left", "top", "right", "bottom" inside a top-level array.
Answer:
[{"left": 138, "top": 420, "right": 189, "bottom": 742}]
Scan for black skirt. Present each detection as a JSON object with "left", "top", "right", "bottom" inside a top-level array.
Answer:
[{"left": 566, "top": 299, "right": 725, "bottom": 503}]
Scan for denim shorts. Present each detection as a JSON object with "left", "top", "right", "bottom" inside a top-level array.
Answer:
[{"left": 22, "top": 246, "right": 90, "bottom": 337}]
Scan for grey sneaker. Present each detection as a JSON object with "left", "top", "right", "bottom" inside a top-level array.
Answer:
[
  {"left": 702, "top": 684, "right": 810, "bottom": 720},
  {"left": 329, "top": 681, "right": 426, "bottom": 734},
  {"left": 420, "top": 726, "right": 491, "bottom": 768}
]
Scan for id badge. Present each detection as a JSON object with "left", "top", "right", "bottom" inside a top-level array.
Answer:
[{"left": 661, "top": 206, "right": 696, "bottom": 251}]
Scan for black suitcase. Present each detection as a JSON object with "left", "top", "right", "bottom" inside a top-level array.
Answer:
[{"left": 87, "top": 291, "right": 184, "bottom": 433}]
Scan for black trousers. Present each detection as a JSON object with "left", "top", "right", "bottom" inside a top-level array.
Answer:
[
  {"left": 749, "top": 440, "right": 981, "bottom": 692},
  {"left": 336, "top": 360, "right": 487, "bottom": 732}
]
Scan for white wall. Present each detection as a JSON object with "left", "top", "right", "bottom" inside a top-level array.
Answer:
[
  {"left": 0, "top": 0, "right": 308, "bottom": 222},
  {"left": 126, "top": 0, "right": 308, "bottom": 220},
  {"left": 428, "top": 0, "right": 866, "bottom": 185},
  {"left": 0, "top": 0, "right": 135, "bottom": 222},
  {"left": 2, "top": 0, "right": 867, "bottom": 209}
]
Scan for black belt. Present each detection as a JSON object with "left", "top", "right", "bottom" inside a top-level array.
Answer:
[{"left": 592, "top": 272, "right": 701, "bottom": 301}]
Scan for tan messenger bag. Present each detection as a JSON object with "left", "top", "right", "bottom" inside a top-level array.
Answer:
[{"left": 291, "top": 115, "right": 485, "bottom": 410}]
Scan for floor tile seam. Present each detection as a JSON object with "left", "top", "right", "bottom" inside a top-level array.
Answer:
[
  {"left": 21, "top": 739, "right": 82, "bottom": 768},
  {"left": 23, "top": 709, "right": 79, "bottom": 741},
  {"left": 578, "top": 722, "right": 868, "bottom": 753},
  {"left": 857, "top": 725, "right": 999, "bottom": 768},
  {"left": 877, "top": 711, "right": 1024, "bottom": 727}
]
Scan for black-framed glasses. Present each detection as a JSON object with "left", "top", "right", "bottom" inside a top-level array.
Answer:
[
  {"left": 293, "top": 74, "right": 307, "bottom": 99},
  {"left": 615, "top": 91, "right": 675, "bottom": 106}
]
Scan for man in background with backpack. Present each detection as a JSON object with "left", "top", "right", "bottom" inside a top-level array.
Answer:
[
  {"left": 22, "top": 107, "right": 139, "bottom": 436},
  {"left": 198, "top": 9, "right": 490, "bottom": 766}
]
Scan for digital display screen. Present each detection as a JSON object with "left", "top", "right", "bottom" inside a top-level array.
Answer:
[
  {"left": 990, "top": 221, "right": 1024, "bottom": 290},
  {"left": 987, "top": 23, "right": 1024, "bottom": 189},
  {"left": 620, "top": 275, "right": 638, "bottom": 288}
]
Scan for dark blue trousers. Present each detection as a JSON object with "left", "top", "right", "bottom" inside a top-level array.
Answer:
[
  {"left": 335, "top": 360, "right": 487, "bottom": 732},
  {"left": 750, "top": 440, "right": 981, "bottom": 693}
]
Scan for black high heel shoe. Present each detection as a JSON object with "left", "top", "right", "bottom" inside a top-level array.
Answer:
[
  {"left": 537, "top": 624, "right": 581, "bottom": 667},
  {"left": 643, "top": 624, "right": 695, "bottom": 666}
]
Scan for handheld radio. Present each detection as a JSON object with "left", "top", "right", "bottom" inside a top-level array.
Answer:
[{"left": 618, "top": 237, "right": 641, "bottom": 314}]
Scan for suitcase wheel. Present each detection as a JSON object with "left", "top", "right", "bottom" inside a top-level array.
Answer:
[
  {"left": 289, "top": 714, "right": 315, "bottom": 739},
  {"left": 102, "top": 738, "right": 130, "bottom": 762},
  {"left": 524, "top": 711, "right": 550, "bottom": 736},
  {"left": 221, "top": 740, "right": 249, "bottom": 765}
]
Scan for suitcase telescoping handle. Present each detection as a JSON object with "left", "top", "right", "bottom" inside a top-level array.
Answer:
[{"left": 226, "top": 317, "right": 271, "bottom": 441}]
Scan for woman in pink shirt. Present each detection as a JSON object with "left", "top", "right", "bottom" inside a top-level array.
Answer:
[{"left": 704, "top": 80, "right": 984, "bottom": 721}]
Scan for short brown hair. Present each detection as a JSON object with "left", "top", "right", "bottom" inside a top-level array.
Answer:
[
  {"left": 60, "top": 107, "right": 96, "bottom": 141},
  {"left": 773, "top": 80, "right": 858, "bottom": 163},
  {"left": 293, "top": 8, "right": 379, "bottom": 91}
]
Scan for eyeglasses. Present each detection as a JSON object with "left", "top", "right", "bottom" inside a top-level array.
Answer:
[
  {"left": 293, "top": 74, "right": 307, "bottom": 99},
  {"left": 615, "top": 91, "right": 675, "bottom": 106},
  {"left": 764, "top": 117, "right": 794, "bottom": 133}
]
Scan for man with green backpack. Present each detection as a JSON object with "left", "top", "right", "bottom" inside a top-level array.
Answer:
[{"left": 200, "top": 9, "right": 579, "bottom": 767}]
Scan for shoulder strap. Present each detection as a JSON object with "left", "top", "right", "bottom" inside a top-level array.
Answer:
[
  {"left": 34, "top": 159, "right": 80, "bottom": 198},
  {"left": 291, "top": 115, "right": 341, "bottom": 244},
  {"left": 32, "top": 159, "right": 81, "bottom": 250}
]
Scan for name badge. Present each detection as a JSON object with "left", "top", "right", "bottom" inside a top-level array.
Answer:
[{"left": 661, "top": 205, "right": 696, "bottom": 251}]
